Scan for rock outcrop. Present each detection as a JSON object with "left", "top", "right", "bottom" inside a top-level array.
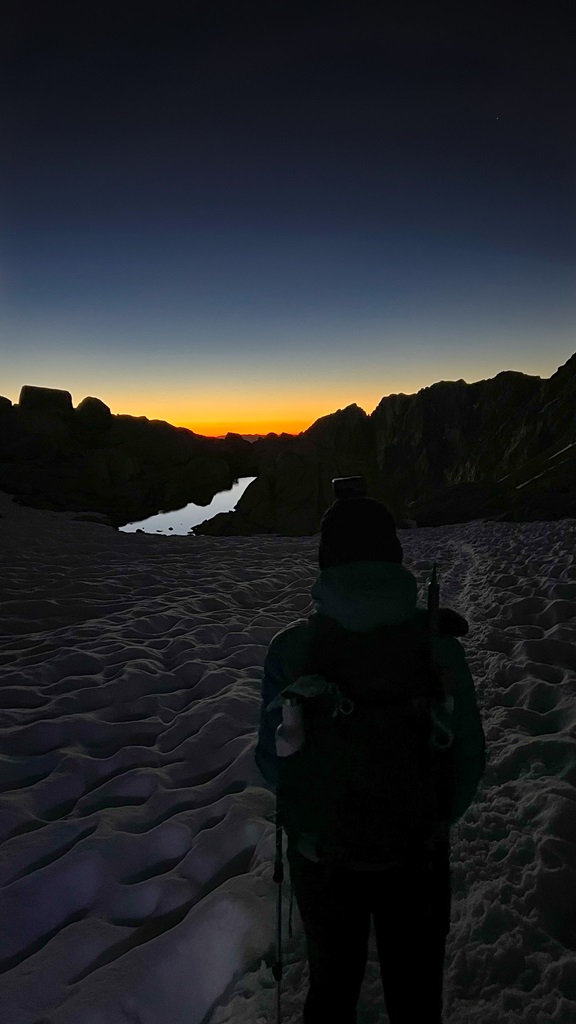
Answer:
[
  {"left": 196, "top": 353, "right": 576, "bottom": 534},
  {"left": 75, "top": 396, "right": 113, "bottom": 431},
  {"left": 197, "top": 449, "right": 324, "bottom": 536},
  {"left": 194, "top": 404, "right": 404, "bottom": 536},
  {"left": 19, "top": 385, "right": 73, "bottom": 416},
  {"left": 371, "top": 353, "right": 576, "bottom": 525},
  {"left": 370, "top": 371, "right": 541, "bottom": 506},
  {"left": 0, "top": 387, "right": 257, "bottom": 526}
]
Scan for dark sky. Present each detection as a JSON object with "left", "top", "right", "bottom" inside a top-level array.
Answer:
[{"left": 1, "top": 2, "right": 574, "bottom": 433}]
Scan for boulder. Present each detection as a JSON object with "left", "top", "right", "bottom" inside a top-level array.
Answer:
[
  {"left": 75, "top": 396, "right": 112, "bottom": 431},
  {"left": 0, "top": 396, "right": 12, "bottom": 414},
  {"left": 19, "top": 386, "right": 73, "bottom": 416}
]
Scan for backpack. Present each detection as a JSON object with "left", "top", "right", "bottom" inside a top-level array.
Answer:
[{"left": 276, "top": 611, "right": 454, "bottom": 869}]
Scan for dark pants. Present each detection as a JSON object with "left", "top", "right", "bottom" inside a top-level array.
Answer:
[{"left": 287, "top": 840, "right": 452, "bottom": 1024}]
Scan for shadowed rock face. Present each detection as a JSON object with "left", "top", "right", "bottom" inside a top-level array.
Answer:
[
  {"left": 370, "top": 354, "right": 576, "bottom": 526},
  {"left": 195, "top": 353, "right": 576, "bottom": 534},
  {"left": 194, "top": 404, "right": 404, "bottom": 536},
  {"left": 0, "top": 389, "right": 257, "bottom": 526},
  {"left": 370, "top": 371, "right": 539, "bottom": 505}
]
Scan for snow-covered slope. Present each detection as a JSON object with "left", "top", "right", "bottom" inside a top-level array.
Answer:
[{"left": 0, "top": 491, "right": 575, "bottom": 1023}]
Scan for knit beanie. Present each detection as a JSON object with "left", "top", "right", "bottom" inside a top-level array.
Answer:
[{"left": 318, "top": 496, "right": 404, "bottom": 570}]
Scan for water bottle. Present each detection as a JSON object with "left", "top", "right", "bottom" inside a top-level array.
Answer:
[{"left": 275, "top": 698, "right": 305, "bottom": 757}]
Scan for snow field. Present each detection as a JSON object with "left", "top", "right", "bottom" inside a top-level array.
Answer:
[{"left": 0, "top": 491, "right": 575, "bottom": 1023}]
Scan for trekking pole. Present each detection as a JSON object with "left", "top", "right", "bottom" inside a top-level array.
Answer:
[
  {"left": 272, "top": 805, "right": 283, "bottom": 1024},
  {"left": 427, "top": 560, "right": 439, "bottom": 637},
  {"left": 271, "top": 697, "right": 305, "bottom": 1023},
  {"left": 427, "top": 559, "right": 442, "bottom": 707}
]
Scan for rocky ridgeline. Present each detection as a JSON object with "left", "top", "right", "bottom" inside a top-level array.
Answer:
[
  {"left": 0, "top": 386, "right": 260, "bottom": 526},
  {"left": 0, "top": 354, "right": 575, "bottom": 534},
  {"left": 195, "top": 352, "right": 576, "bottom": 534}
]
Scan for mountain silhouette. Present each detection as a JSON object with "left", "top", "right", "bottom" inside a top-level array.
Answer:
[{"left": 0, "top": 352, "right": 574, "bottom": 532}]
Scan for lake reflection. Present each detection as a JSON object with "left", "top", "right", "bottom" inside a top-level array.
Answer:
[{"left": 119, "top": 476, "right": 257, "bottom": 535}]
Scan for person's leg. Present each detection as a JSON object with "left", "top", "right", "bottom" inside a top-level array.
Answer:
[
  {"left": 372, "top": 842, "right": 452, "bottom": 1024},
  {"left": 288, "top": 847, "right": 371, "bottom": 1024}
]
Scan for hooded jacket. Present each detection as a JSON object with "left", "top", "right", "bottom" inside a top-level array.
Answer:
[{"left": 254, "top": 561, "right": 486, "bottom": 846}]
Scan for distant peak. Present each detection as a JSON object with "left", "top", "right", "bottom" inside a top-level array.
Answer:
[{"left": 336, "top": 403, "right": 367, "bottom": 416}]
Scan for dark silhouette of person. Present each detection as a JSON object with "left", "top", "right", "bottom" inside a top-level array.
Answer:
[{"left": 255, "top": 496, "right": 486, "bottom": 1023}]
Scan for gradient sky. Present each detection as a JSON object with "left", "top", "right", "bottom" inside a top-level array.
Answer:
[{"left": 1, "top": 4, "right": 574, "bottom": 435}]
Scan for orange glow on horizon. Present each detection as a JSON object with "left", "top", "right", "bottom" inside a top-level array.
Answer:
[
  {"left": 177, "top": 420, "right": 313, "bottom": 437},
  {"left": 93, "top": 388, "right": 373, "bottom": 438}
]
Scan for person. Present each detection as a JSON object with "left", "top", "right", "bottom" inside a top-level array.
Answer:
[{"left": 255, "top": 496, "right": 486, "bottom": 1024}]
